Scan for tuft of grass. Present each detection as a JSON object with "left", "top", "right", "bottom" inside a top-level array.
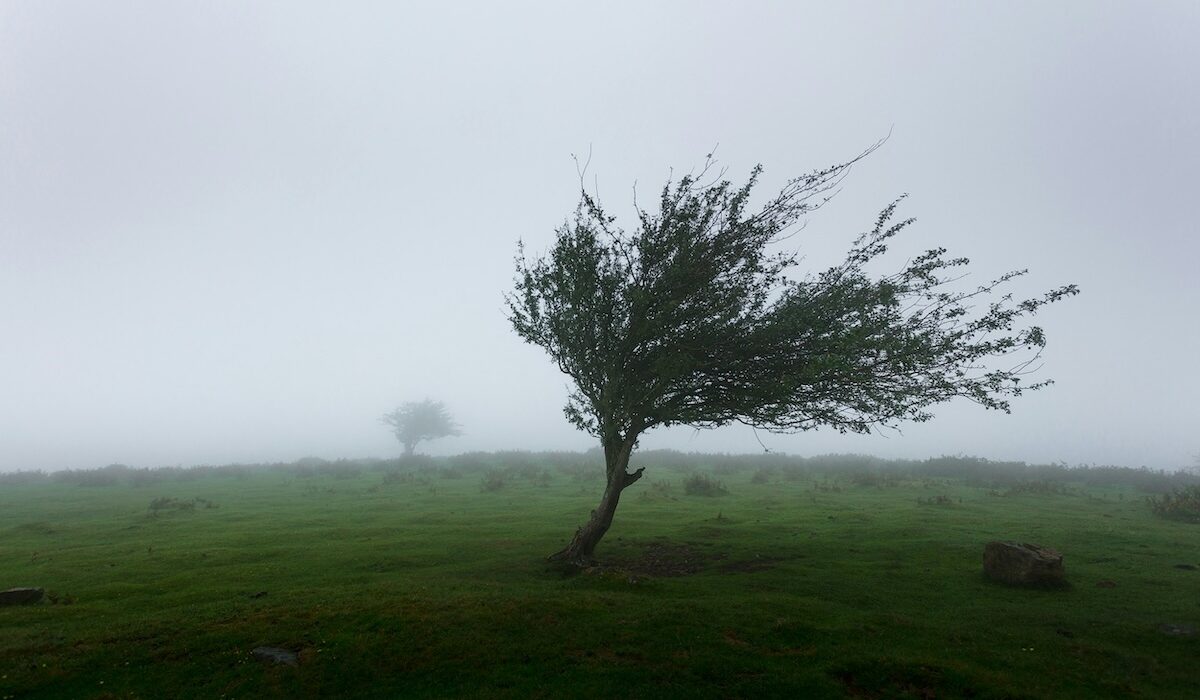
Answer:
[
  {"left": 917, "top": 494, "right": 954, "bottom": 506},
  {"left": 148, "top": 496, "right": 217, "bottom": 514}
]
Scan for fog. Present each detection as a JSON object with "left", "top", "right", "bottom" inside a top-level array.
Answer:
[{"left": 2, "top": 2, "right": 1197, "bottom": 473}]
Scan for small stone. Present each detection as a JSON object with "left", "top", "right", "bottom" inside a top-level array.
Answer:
[
  {"left": 983, "top": 541, "right": 1065, "bottom": 586},
  {"left": 1158, "top": 623, "right": 1196, "bottom": 637},
  {"left": 251, "top": 647, "right": 298, "bottom": 666},
  {"left": 0, "top": 588, "right": 44, "bottom": 606}
]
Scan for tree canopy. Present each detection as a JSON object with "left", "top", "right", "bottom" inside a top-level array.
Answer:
[
  {"left": 507, "top": 148, "right": 1077, "bottom": 563},
  {"left": 381, "top": 399, "right": 462, "bottom": 457}
]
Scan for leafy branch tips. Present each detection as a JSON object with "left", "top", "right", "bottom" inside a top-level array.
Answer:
[{"left": 506, "top": 150, "right": 1078, "bottom": 441}]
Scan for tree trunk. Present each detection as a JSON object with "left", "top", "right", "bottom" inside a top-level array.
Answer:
[
  {"left": 403, "top": 441, "right": 416, "bottom": 457},
  {"left": 548, "top": 434, "right": 644, "bottom": 565}
]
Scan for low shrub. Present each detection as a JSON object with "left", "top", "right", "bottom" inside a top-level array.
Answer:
[
  {"left": 0, "top": 470, "right": 49, "bottom": 486},
  {"left": 639, "top": 480, "right": 675, "bottom": 501},
  {"left": 53, "top": 464, "right": 129, "bottom": 486},
  {"left": 683, "top": 473, "right": 728, "bottom": 497},
  {"left": 480, "top": 470, "right": 507, "bottom": 492},
  {"left": 750, "top": 468, "right": 775, "bottom": 484},
  {"left": 1148, "top": 485, "right": 1200, "bottom": 523},
  {"left": 528, "top": 468, "right": 552, "bottom": 487}
]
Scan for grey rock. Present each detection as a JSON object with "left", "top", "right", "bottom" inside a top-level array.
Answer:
[
  {"left": 252, "top": 646, "right": 298, "bottom": 666},
  {"left": 0, "top": 588, "right": 44, "bottom": 606},
  {"left": 983, "top": 541, "right": 1065, "bottom": 586},
  {"left": 1158, "top": 623, "right": 1196, "bottom": 637}
]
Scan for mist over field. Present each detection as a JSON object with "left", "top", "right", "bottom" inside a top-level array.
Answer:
[
  {"left": 5, "top": 5, "right": 1200, "bottom": 697},
  {"left": 1, "top": 1, "right": 1197, "bottom": 473}
]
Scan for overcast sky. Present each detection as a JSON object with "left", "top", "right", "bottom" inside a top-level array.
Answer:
[{"left": 2, "top": 1, "right": 1197, "bottom": 472}]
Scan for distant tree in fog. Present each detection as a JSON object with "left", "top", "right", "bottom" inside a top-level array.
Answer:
[
  {"left": 507, "top": 145, "right": 1078, "bottom": 565},
  {"left": 381, "top": 400, "right": 461, "bottom": 457}
]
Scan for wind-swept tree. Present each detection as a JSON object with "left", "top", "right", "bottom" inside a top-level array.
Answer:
[
  {"left": 507, "top": 147, "right": 1078, "bottom": 564},
  {"left": 381, "top": 399, "right": 462, "bottom": 457}
]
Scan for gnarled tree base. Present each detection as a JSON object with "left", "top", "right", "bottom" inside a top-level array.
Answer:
[
  {"left": 547, "top": 530, "right": 600, "bottom": 567},
  {"left": 547, "top": 466, "right": 644, "bottom": 566}
]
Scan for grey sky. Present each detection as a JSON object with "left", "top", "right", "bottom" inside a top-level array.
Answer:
[{"left": 2, "top": 1, "right": 1197, "bottom": 472}]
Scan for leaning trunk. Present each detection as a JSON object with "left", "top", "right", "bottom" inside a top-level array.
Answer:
[{"left": 549, "top": 434, "right": 643, "bottom": 565}]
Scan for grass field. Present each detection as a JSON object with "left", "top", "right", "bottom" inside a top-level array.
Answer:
[{"left": 2, "top": 456, "right": 1198, "bottom": 698}]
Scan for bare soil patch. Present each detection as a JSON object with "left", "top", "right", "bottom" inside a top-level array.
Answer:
[
  {"left": 616, "top": 541, "right": 715, "bottom": 577},
  {"left": 591, "top": 540, "right": 785, "bottom": 577}
]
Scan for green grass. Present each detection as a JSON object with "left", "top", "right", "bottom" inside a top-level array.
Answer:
[{"left": 1, "top": 465, "right": 1197, "bottom": 698}]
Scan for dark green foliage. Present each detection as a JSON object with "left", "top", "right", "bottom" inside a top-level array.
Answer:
[
  {"left": 508, "top": 148, "right": 1078, "bottom": 443},
  {"left": 683, "top": 473, "right": 728, "bottom": 497},
  {"left": 381, "top": 399, "right": 462, "bottom": 456},
  {"left": 1147, "top": 485, "right": 1200, "bottom": 522}
]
